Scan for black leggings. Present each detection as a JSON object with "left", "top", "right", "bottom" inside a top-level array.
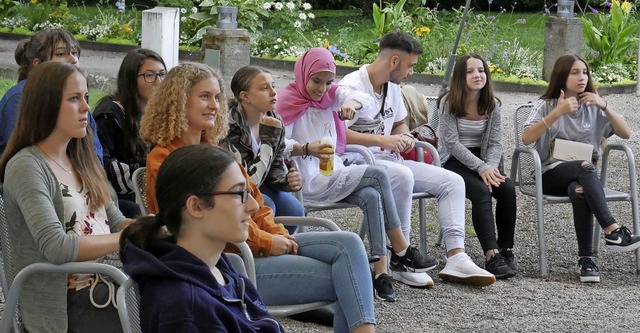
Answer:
[
  {"left": 443, "top": 148, "right": 517, "bottom": 253},
  {"left": 541, "top": 160, "right": 616, "bottom": 257}
]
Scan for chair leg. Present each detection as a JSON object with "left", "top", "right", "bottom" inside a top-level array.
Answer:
[
  {"left": 537, "top": 199, "right": 549, "bottom": 276},
  {"left": 435, "top": 228, "right": 443, "bottom": 247},
  {"left": 419, "top": 198, "right": 428, "bottom": 255},
  {"left": 631, "top": 196, "right": 640, "bottom": 274},
  {"left": 592, "top": 224, "right": 601, "bottom": 257}
]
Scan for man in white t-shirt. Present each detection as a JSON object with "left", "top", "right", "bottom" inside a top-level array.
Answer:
[{"left": 339, "top": 30, "right": 495, "bottom": 287}]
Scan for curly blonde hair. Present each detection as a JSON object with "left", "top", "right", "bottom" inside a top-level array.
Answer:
[{"left": 140, "top": 62, "right": 229, "bottom": 146}]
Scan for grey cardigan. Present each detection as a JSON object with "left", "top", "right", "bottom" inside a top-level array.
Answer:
[
  {"left": 1, "top": 146, "right": 125, "bottom": 333},
  {"left": 438, "top": 100, "right": 504, "bottom": 175}
]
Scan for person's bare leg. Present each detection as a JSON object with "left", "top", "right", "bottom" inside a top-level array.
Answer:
[{"left": 352, "top": 324, "right": 375, "bottom": 333}]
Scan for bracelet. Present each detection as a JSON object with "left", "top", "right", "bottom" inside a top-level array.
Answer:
[
  {"left": 402, "top": 132, "right": 414, "bottom": 139},
  {"left": 541, "top": 117, "right": 550, "bottom": 131},
  {"left": 302, "top": 142, "right": 309, "bottom": 159},
  {"left": 603, "top": 101, "right": 608, "bottom": 110}
]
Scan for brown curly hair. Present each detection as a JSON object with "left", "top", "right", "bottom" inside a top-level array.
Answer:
[{"left": 140, "top": 62, "right": 229, "bottom": 146}]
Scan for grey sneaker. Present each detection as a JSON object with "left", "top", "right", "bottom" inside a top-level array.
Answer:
[{"left": 604, "top": 226, "right": 640, "bottom": 252}]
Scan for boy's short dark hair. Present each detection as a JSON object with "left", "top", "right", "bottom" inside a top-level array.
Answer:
[{"left": 379, "top": 30, "right": 423, "bottom": 55}]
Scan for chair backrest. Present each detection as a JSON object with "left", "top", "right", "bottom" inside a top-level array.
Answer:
[
  {"left": 131, "top": 167, "right": 148, "bottom": 216},
  {"left": 426, "top": 95, "right": 440, "bottom": 130},
  {"left": 0, "top": 193, "right": 9, "bottom": 295},
  {"left": 116, "top": 278, "right": 142, "bottom": 333},
  {"left": 512, "top": 103, "right": 537, "bottom": 195}
]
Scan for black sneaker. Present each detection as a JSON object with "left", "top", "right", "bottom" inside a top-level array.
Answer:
[
  {"left": 604, "top": 226, "right": 640, "bottom": 252},
  {"left": 500, "top": 248, "right": 517, "bottom": 271},
  {"left": 373, "top": 273, "right": 397, "bottom": 302},
  {"left": 485, "top": 253, "right": 516, "bottom": 279},
  {"left": 390, "top": 245, "right": 437, "bottom": 273},
  {"left": 578, "top": 257, "right": 600, "bottom": 283}
]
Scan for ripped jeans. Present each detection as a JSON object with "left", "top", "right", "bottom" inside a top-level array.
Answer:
[{"left": 541, "top": 160, "right": 616, "bottom": 256}]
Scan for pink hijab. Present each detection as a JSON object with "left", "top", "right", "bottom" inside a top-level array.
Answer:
[{"left": 276, "top": 47, "right": 346, "bottom": 154}]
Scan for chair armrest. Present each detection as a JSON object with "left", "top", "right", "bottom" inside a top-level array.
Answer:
[
  {"left": 414, "top": 141, "right": 441, "bottom": 167},
  {"left": 0, "top": 262, "right": 129, "bottom": 333},
  {"left": 345, "top": 144, "right": 376, "bottom": 165},
  {"left": 233, "top": 242, "right": 257, "bottom": 285},
  {"left": 274, "top": 216, "right": 341, "bottom": 231},
  {"left": 600, "top": 144, "right": 637, "bottom": 189},
  {"left": 115, "top": 278, "right": 138, "bottom": 333},
  {"left": 510, "top": 146, "right": 544, "bottom": 197}
]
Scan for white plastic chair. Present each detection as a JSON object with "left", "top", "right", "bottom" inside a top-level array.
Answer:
[{"left": 510, "top": 103, "right": 640, "bottom": 276}]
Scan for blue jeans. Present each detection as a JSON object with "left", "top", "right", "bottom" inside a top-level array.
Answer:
[
  {"left": 542, "top": 160, "right": 616, "bottom": 256},
  {"left": 340, "top": 166, "right": 402, "bottom": 257},
  {"left": 260, "top": 186, "right": 304, "bottom": 234},
  {"left": 255, "top": 231, "right": 375, "bottom": 332}
]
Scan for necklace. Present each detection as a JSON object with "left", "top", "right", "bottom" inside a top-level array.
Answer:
[{"left": 41, "top": 150, "right": 73, "bottom": 174}]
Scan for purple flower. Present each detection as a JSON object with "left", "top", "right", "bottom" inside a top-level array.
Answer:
[
  {"left": 602, "top": 1, "right": 611, "bottom": 8},
  {"left": 488, "top": 15, "right": 495, "bottom": 19},
  {"left": 516, "top": 18, "right": 526, "bottom": 24},
  {"left": 115, "top": 0, "right": 125, "bottom": 13},
  {"left": 543, "top": 5, "right": 551, "bottom": 15},
  {"left": 588, "top": 5, "right": 598, "bottom": 14},
  {"left": 488, "top": 0, "right": 493, "bottom": 5}
]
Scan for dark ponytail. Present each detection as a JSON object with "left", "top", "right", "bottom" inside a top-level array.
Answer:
[{"left": 119, "top": 144, "right": 237, "bottom": 257}]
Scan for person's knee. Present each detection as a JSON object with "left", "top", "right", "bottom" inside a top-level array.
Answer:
[{"left": 580, "top": 161, "right": 595, "bottom": 172}]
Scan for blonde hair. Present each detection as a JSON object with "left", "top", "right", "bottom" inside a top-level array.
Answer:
[{"left": 140, "top": 62, "right": 229, "bottom": 146}]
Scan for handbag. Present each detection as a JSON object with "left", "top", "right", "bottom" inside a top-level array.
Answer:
[
  {"left": 552, "top": 138, "right": 594, "bottom": 162},
  {"left": 399, "top": 124, "right": 438, "bottom": 164}
]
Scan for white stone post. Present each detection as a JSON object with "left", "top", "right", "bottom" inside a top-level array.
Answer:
[{"left": 141, "top": 7, "right": 180, "bottom": 70}]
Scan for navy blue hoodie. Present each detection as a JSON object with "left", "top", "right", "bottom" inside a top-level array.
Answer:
[{"left": 122, "top": 240, "right": 284, "bottom": 332}]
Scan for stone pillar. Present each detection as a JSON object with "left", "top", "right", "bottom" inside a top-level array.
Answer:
[
  {"left": 141, "top": 7, "right": 180, "bottom": 70},
  {"left": 201, "top": 28, "right": 250, "bottom": 93},
  {"left": 543, "top": 16, "right": 583, "bottom": 82}
]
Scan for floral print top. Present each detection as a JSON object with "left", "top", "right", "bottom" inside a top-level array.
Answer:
[{"left": 60, "top": 182, "right": 111, "bottom": 291}]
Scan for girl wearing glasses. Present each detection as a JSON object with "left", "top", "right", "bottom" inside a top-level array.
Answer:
[
  {"left": 94, "top": 48, "right": 166, "bottom": 218},
  {"left": 141, "top": 62, "right": 376, "bottom": 333},
  {"left": 120, "top": 144, "right": 284, "bottom": 332},
  {"left": 0, "top": 62, "right": 131, "bottom": 332},
  {"left": 220, "top": 66, "right": 304, "bottom": 234}
]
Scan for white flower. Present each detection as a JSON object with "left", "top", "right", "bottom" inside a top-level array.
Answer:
[
  {"left": 191, "top": 6, "right": 198, "bottom": 13},
  {"left": 293, "top": 20, "right": 302, "bottom": 28},
  {"left": 274, "top": 2, "right": 283, "bottom": 10},
  {"left": 308, "top": 13, "right": 315, "bottom": 19},
  {"left": 286, "top": 2, "right": 295, "bottom": 10},
  {"left": 262, "top": 2, "right": 272, "bottom": 10},
  {"left": 298, "top": 13, "right": 307, "bottom": 20},
  {"left": 303, "top": 2, "right": 312, "bottom": 10},
  {"left": 180, "top": 8, "right": 187, "bottom": 14},
  {"left": 276, "top": 38, "right": 283, "bottom": 43},
  {"left": 181, "top": 16, "right": 187, "bottom": 22},
  {"left": 274, "top": 45, "right": 280, "bottom": 50}
]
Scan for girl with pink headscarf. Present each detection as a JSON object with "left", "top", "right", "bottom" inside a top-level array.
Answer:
[{"left": 277, "top": 48, "right": 436, "bottom": 302}]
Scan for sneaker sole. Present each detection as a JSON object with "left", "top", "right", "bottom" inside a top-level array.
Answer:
[
  {"left": 374, "top": 293, "right": 397, "bottom": 302},
  {"left": 438, "top": 272, "right": 496, "bottom": 287},
  {"left": 606, "top": 241, "right": 640, "bottom": 252},
  {"left": 390, "top": 271, "right": 434, "bottom": 288},
  {"left": 580, "top": 275, "right": 600, "bottom": 283},
  {"left": 493, "top": 270, "right": 517, "bottom": 280}
]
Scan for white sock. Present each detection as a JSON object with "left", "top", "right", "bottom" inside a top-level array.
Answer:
[{"left": 395, "top": 246, "right": 408, "bottom": 257}]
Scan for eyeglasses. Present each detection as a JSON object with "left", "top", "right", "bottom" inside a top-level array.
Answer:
[
  {"left": 137, "top": 71, "right": 166, "bottom": 83},
  {"left": 204, "top": 188, "right": 253, "bottom": 203}
]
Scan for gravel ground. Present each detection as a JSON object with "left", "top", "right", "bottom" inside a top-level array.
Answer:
[{"left": 1, "top": 39, "right": 639, "bottom": 332}]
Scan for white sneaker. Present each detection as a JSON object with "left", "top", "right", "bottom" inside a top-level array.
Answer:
[
  {"left": 390, "top": 270, "right": 434, "bottom": 288},
  {"left": 438, "top": 253, "right": 496, "bottom": 287}
]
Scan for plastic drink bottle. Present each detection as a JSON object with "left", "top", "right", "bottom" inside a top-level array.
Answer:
[{"left": 319, "top": 123, "right": 334, "bottom": 176}]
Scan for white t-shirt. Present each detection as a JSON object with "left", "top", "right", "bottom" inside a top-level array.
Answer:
[{"left": 339, "top": 65, "right": 408, "bottom": 138}]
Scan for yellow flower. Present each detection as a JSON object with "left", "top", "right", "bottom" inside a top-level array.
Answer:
[
  {"left": 621, "top": 1, "right": 632, "bottom": 14},
  {"left": 489, "top": 64, "right": 496, "bottom": 73},
  {"left": 323, "top": 39, "right": 330, "bottom": 49},
  {"left": 30, "top": 0, "right": 38, "bottom": 4},
  {"left": 413, "top": 26, "right": 431, "bottom": 37},
  {"left": 122, "top": 23, "right": 133, "bottom": 34},
  {"left": 496, "top": 68, "right": 503, "bottom": 73}
]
